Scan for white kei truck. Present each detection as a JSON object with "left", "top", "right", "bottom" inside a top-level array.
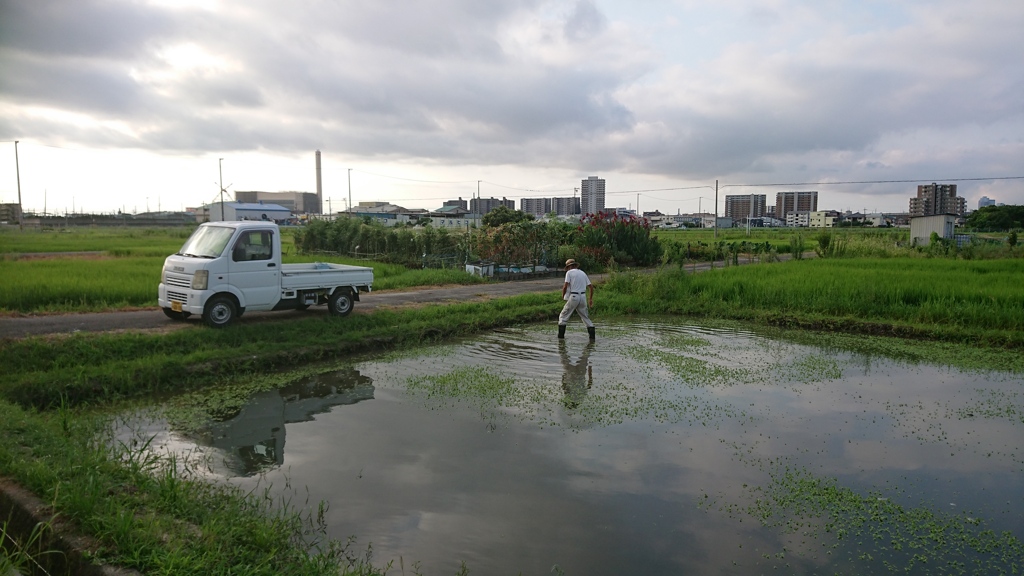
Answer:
[{"left": 158, "top": 221, "right": 373, "bottom": 328}]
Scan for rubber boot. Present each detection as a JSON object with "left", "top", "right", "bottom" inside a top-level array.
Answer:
[
  {"left": 558, "top": 324, "right": 566, "bottom": 339},
  {"left": 587, "top": 326, "right": 596, "bottom": 340}
]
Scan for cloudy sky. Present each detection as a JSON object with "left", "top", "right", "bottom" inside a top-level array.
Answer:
[{"left": 1, "top": 0, "right": 1021, "bottom": 216}]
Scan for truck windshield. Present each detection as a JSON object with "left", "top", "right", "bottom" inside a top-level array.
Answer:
[{"left": 177, "top": 226, "right": 234, "bottom": 258}]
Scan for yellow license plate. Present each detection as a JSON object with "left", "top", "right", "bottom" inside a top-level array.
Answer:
[{"left": 171, "top": 301, "right": 182, "bottom": 312}]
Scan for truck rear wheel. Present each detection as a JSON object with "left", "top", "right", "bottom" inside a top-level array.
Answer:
[
  {"left": 203, "top": 295, "right": 237, "bottom": 328},
  {"left": 328, "top": 289, "right": 354, "bottom": 317}
]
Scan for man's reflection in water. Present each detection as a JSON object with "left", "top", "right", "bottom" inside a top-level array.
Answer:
[{"left": 559, "top": 340, "right": 594, "bottom": 409}]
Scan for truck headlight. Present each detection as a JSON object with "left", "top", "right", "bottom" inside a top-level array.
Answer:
[
  {"left": 192, "top": 269, "right": 209, "bottom": 290},
  {"left": 161, "top": 268, "right": 167, "bottom": 285}
]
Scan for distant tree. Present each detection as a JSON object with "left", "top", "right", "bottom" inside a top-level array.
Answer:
[
  {"left": 482, "top": 205, "right": 534, "bottom": 228},
  {"left": 966, "top": 205, "right": 1024, "bottom": 231},
  {"left": 575, "top": 212, "right": 662, "bottom": 267}
]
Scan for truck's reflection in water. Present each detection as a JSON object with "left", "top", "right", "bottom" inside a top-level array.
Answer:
[{"left": 197, "top": 368, "right": 374, "bottom": 476}]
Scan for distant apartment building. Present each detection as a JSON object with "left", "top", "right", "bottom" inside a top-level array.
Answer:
[
  {"left": 580, "top": 176, "right": 606, "bottom": 215},
  {"left": 235, "top": 191, "right": 321, "bottom": 214},
  {"left": 443, "top": 198, "right": 468, "bottom": 211},
  {"left": 0, "top": 203, "right": 23, "bottom": 223},
  {"left": 909, "top": 183, "right": 965, "bottom": 216},
  {"left": 809, "top": 211, "right": 836, "bottom": 228},
  {"left": 520, "top": 197, "right": 551, "bottom": 217},
  {"left": 724, "top": 194, "right": 767, "bottom": 220},
  {"left": 470, "top": 196, "right": 515, "bottom": 214},
  {"left": 775, "top": 191, "right": 818, "bottom": 220},
  {"left": 552, "top": 196, "right": 581, "bottom": 216},
  {"left": 978, "top": 196, "right": 996, "bottom": 209},
  {"left": 786, "top": 211, "right": 811, "bottom": 227}
]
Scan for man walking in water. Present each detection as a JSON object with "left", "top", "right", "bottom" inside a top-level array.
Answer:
[{"left": 558, "top": 258, "right": 595, "bottom": 340}]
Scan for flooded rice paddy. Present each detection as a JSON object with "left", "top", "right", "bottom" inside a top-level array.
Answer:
[{"left": 119, "top": 319, "right": 1024, "bottom": 575}]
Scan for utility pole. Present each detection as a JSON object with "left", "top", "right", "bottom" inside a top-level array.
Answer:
[
  {"left": 218, "top": 158, "right": 224, "bottom": 222},
  {"left": 747, "top": 193, "right": 753, "bottom": 236},
  {"left": 348, "top": 168, "right": 352, "bottom": 216},
  {"left": 714, "top": 180, "right": 718, "bottom": 239},
  {"left": 14, "top": 140, "right": 23, "bottom": 231}
]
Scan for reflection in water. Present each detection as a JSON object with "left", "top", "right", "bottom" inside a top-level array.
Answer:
[
  {"left": 559, "top": 340, "right": 593, "bottom": 408},
  {"left": 201, "top": 368, "right": 374, "bottom": 476}
]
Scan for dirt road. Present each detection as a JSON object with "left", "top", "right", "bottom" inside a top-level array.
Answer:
[{"left": 0, "top": 274, "right": 574, "bottom": 339}]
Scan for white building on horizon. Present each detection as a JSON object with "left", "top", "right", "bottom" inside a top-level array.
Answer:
[{"left": 580, "top": 176, "right": 605, "bottom": 216}]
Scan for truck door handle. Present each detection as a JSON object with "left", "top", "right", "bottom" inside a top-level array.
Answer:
[{"left": 267, "top": 263, "right": 276, "bottom": 268}]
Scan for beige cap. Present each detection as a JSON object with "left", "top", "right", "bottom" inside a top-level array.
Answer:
[{"left": 565, "top": 259, "right": 578, "bottom": 268}]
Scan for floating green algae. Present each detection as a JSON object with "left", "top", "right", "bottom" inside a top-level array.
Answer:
[{"left": 745, "top": 467, "right": 1024, "bottom": 575}]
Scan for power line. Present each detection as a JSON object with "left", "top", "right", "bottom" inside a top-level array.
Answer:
[
  {"left": 480, "top": 180, "right": 575, "bottom": 194},
  {"left": 607, "top": 186, "right": 710, "bottom": 195},
  {"left": 719, "top": 176, "right": 1024, "bottom": 188},
  {"left": 351, "top": 168, "right": 477, "bottom": 185}
]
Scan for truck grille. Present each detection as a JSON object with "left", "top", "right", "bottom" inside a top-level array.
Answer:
[
  {"left": 166, "top": 291, "right": 188, "bottom": 303},
  {"left": 165, "top": 274, "right": 192, "bottom": 289}
]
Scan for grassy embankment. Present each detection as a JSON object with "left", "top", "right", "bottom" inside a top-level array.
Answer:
[
  {"left": 0, "top": 227, "right": 484, "bottom": 313},
  {"left": 2, "top": 227, "right": 1022, "bottom": 574}
]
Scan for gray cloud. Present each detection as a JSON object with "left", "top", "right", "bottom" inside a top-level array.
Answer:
[
  {"left": 1, "top": 0, "right": 1021, "bottom": 198},
  {"left": 564, "top": 0, "right": 608, "bottom": 42},
  {"left": 0, "top": 0, "right": 178, "bottom": 57}
]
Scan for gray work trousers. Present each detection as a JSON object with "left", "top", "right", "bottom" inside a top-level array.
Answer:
[{"left": 558, "top": 293, "right": 593, "bottom": 328}]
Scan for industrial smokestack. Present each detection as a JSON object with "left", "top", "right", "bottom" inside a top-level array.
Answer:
[{"left": 315, "top": 150, "right": 323, "bottom": 214}]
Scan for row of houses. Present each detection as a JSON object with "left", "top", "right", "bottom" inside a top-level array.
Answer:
[{"left": 644, "top": 210, "right": 914, "bottom": 230}]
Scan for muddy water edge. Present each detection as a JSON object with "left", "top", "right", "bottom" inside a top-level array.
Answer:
[{"left": 114, "top": 318, "right": 1024, "bottom": 575}]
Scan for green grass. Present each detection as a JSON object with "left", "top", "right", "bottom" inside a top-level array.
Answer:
[
  {"left": 0, "top": 292, "right": 558, "bottom": 409},
  {"left": 0, "top": 401, "right": 384, "bottom": 576},
  {"left": 0, "top": 256, "right": 165, "bottom": 311},
  {"left": 0, "top": 226, "right": 197, "bottom": 254},
  {"left": 600, "top": 258, "right": 1024, "bottom": 346},
  {"left": 655, "top": 227, "right": 1020, "bottom": 260}
]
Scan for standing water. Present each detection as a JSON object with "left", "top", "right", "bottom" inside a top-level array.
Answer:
[{"left": 123, "top": 319, "right": 1024, "bottom": 575}]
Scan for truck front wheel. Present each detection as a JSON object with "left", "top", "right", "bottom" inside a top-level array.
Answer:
[
  {"left": 328, "top": 289, "right": 354, "bottom": 317},
  {"left": 203, "top": 295, "right": 238, "bottom": 328}
]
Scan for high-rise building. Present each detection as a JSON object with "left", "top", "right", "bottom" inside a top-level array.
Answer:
[
  {"left": 521, "top": 197, "right": 582, "bottom": 217},
  {"left": 774, "top": 191, "right": 818, "bottom": 220},
  {"left": 909, "top": 183, "right": 965, "bottom": 216},
  {"left": 978, "top": 196, "right": 996, "bottom": 209},
  {"left": 520, "top": 198, "right": 551, "bottom": 216},
  {"left": 552, "top": 197, "right": 581, "bottom": 216},
  {"left": 580, "top": 176, "right": 605, "bottom": 216},
  {"left": 470, "top": 196, "right": 515, "bottom": 214},
  {"left": 724, "top": 194, "right": 767, "bottom": 220}
]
